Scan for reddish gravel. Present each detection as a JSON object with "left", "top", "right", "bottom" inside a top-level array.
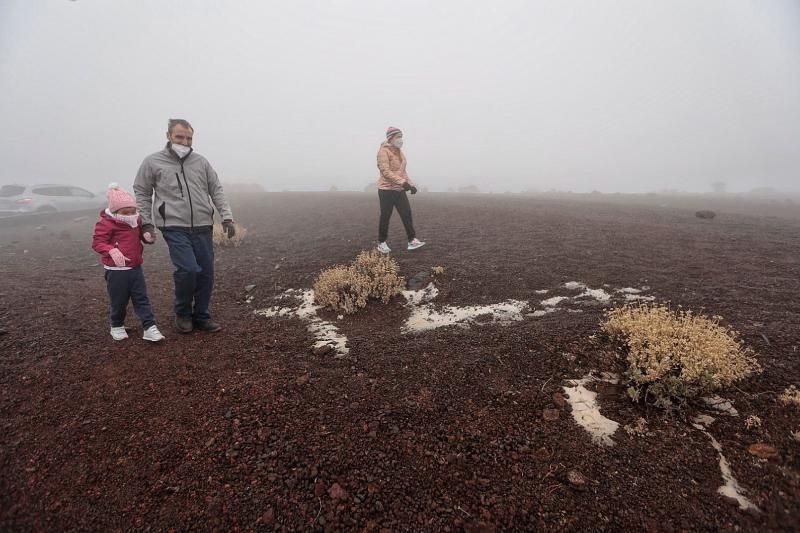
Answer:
[{"left": 1, "top": 192, "right": 799, "bottom": 531}]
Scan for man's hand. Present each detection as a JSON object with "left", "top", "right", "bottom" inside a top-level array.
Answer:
[
  {"left": 402, "top": 182, "right": 412, "bottom": 192},
  {"left": 108, "top": 248, "right": 130, "bottom": 268},
  {"left": 410, "top": 186, "right": 418, "bottom": 195},
  {"left": 142, "top": 224, "right": 156, "bottom": 244},
  {"left": 222, "top": 220, "right": 236, "bottom": 239}
]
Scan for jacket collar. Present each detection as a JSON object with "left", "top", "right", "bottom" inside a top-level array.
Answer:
[{"left": 163, "top": 142, "right": 194, "bottom": 162}]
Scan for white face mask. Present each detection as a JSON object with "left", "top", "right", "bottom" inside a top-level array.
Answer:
[
  {"left": 112, "top": 212, "right": 139, "bottom": 228},
  {"left": 171, "top": 143, "right": 192, "bottom": 158},
  {"left": 391, "top": 137, "right": 404, "bottom": 148}
]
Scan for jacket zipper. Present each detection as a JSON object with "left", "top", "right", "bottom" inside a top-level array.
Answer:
[
  {"left": 175, "top": 173, "right": 184, "bottom": 197},
  {"left": 180, "top": 162, "right": 194, "bottom": 229}
]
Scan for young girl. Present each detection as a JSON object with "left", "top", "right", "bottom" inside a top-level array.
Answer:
[{"left": 92, "top": 183, "right": 164, "bottom": 342}]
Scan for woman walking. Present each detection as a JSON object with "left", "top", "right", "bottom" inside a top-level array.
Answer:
[{"left": 376, "top": 127, "right": 425, "bottom": 253}]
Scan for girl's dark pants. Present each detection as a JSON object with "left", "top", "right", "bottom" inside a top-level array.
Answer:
[
  {"left": 378, "top": 189, "right": 416, "bottom": 243},
  {"left": 105, "top": 266, "right": 156, "bottom": 329}
]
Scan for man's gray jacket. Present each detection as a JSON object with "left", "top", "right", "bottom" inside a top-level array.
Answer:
[{"left": 134, "top": 144, "right": 233, "bottom": 230}]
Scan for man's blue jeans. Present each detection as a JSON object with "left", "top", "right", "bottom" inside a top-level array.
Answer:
[{"left": 162, "top": 229, "right": 215, "bottom": 324}]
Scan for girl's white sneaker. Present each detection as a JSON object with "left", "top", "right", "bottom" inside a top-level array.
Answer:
[
  {"left": 110, "top": 326, "right": 128, "bottom": 341},
  {"left": 143, "top": 325, "right": 165, "bottom": 342},
  {"left": 377, "top": 242, "right": 391, "bottom": 254},
  {"left": 407, "top": 238, "right": 426, "bottom": 250}
]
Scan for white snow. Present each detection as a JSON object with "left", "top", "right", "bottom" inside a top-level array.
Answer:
[
  {"left": 563, "top": 374, "right": 621, "bottom": 446},
  {"left": 403, "top": 300, "right": 529, "bottom": 333},
  {"left": 255, "top": 289, "right": 350, "bottom": 356}
]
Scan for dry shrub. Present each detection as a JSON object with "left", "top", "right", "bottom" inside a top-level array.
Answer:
[
  {"left": 602, "top": 304, "right": 761, "bottom": 409},
  {"left": 313, "top": 251, "right": 405, "bottom": 314},
  {"left": 744, "top": 415, "right": 762, "bottom": 429},
  {"left": 213, "top": 223, "right": 247, "bottom": 247},
  {"left": 779, "top": 385, "right": 800, "bottom": 408},
  {"left": 432, "top": 265, "right": 445, "bottom": 276}
]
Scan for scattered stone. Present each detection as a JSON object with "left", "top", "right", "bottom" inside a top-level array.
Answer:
[
  {"left": 314, "top": 481, "right": 326, "bottom": 498},
  {"left": 596, "top": 381, "right": 623, "bottom": 400},
  {"left": 312, "top": 344, "right": 334, "bottom": 356},
  {"left": 244, "top": 284, "right": 256, "bottom": 292},
  {"left": 296, "top": 373, "right": 310, "bottom": 386},
  {"left": 552, "top": 393, "right": 566, "bottom": 407},
  {"left": 747, "top": 443, "right": 778, "bottom": 460},
  {"left": 261, "top": 508, "right": 275, "bottom": 524},
  {"left": 328, "top": 482, "right": 347, "bottom": 500},
  {"left": 0, "top": 328, "right": 7, "bottom": 337},
  {"left": 407, "top": 271, "right": 432, "bottom": 291},
  {"left": 567, "top": 469, "right": 588, "bottom": 490},
  {"left": 542, "top": 408, "right": 560, "bottom": 421},
  {"left": 695, "top": 210, "right": 716, "bottom": 219}
]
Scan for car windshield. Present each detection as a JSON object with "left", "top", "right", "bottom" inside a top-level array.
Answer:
[{"left": 0, "top": 185, "right": 26, "bottom": 197}]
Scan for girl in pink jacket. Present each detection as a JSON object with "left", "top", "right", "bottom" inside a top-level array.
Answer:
[
  {"left": 92, "top": 184, "right": 164, "bottom": 342},
  {"left": 376, "top": 127, "right": 425, "bottom": 253}
]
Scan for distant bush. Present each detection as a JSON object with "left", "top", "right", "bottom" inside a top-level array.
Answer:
[
  {"left": 779, "top": 385, "right": 800, "bottom": 409},
  {"left": 213, "top": 222, "right": 247, "bottom": 248},
  {"left": 313, "top": 250, "right": 405, "bottom": 314},
  {"left": 602, "top": 304, "right": 761, "bottom": 409}
]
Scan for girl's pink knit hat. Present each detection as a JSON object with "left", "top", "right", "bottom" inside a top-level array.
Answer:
[{"left": 107, "top": 183, "right": 137, "bottom": 213}]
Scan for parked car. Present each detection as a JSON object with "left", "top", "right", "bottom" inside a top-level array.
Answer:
[{"left": 0, "top": 184, "right": 105, "bottom": 216}]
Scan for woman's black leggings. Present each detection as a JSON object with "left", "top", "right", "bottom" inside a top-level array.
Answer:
[{"left": 378, "top": 189, "right": 416, "bottom": 242}]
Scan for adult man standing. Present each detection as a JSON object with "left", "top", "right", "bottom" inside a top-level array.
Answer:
[{"left": 134, "top": 119, "right": 235, "bottom": 334}]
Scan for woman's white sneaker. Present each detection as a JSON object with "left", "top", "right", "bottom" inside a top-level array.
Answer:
[
  {"left": 143, "top": 325, "right": 165, "bottom": 342},
  {"left": 407, "top": 238, "right": 426, "bottom": 250},
  {"left": 110, "top": 326, "right": 128, "bottom": 341},
  {"left": 377, "top": 242, "right": 391, "bottom": 254}
]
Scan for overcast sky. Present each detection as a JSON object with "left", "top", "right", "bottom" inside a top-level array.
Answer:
[{"left": 1, "top": 0, "right": 798, "bottom": 193}]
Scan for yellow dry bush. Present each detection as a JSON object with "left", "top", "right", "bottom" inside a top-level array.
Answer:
[
  {"left": 602, "top": 304, "right": 761, "bottom": 409},
  {"left": 313, "top": 265, "right": 371, "bottom": 314},
  {"left": 779, "top": 385, "right": 800, "bottom": 409},
  {"left": 213, "top": 223, "right": 247, "bottom": 247},
  {"left": 313, "top": 251, "right": 405, "bottom": 314},
  {"left": 352, "top": 250, "right": 406, "bottom": 303},
  {"left": 432, "top": 266, "right": 445, "bottom": 276}
]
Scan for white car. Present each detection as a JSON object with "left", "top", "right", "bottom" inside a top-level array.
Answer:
[{"left": 0, "top": 184, "right": 105, "bottom": 217}]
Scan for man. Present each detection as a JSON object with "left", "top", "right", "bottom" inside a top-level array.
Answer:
[{"left": 134, "top": 118, "right": 235, "bottom": 334}]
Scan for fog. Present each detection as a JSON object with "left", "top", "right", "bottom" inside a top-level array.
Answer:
[{"left": 1, "top": 0, "right": 798, "bottom": 194}]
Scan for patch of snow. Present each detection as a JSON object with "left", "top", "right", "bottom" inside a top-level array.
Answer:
[
  {"left": 404, "top": 300, "right": 529, "bottom": 333},
  {"left": 703, "top": 396, "right": 739, "bottom": 417},
  {"left": 616, "top": 287, "right": 642, "bottom": 294},
  {"left": 541, "top": 296, "right": 568, "bottom": 307},
  {"left": 564, "top": 281, "right": 586, "bottom": 290},
  {"left": 534, "top": 289, "right": 549, "bottom": 295},
  {"left": 255, "top": 289, "right": 350, "bottom": 357},
  {"left": 692, "top": 422, "right": 759, "bottom": 512},
  {"left": 692, "top": 414, "right": 716, "bottom": 428},
  {"left": 624, "top": 294, "right": 656, "bottom": 302},
  {"left": 563, "top": 375, "right": 620, "bottom": 446},
  {"left": 402, "top": 283, "right": 439, "bottom": 306},
  {"left": 576, "top": 287, "right": 612, "bottom": 303}
]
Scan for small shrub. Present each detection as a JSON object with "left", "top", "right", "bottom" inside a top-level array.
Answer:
[
  {"left": 602, "top": 304, "right": 761, "bottom": 409},
  {"left": 352, "top": 250, "right": 406, "bottom": 303},
  {"left": 213, "top": 223, "right": 247, "bottom": 247},
  {"left": 313, "top": 251, "right": 405, "bottom": 314},
  {"left": 779, "top": 385, "right": 800, "bottom": 408},
  {"left": 313, "top": 265, "right": 371, "bottom": 314},
  {"left": 431, "top": 266, "right": 445, "bottom": 276},
  {"left": 744, "top": 415, "right": 762, "bottom": 429}
]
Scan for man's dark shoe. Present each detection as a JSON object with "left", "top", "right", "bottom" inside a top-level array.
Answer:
[
  {"left": 194, "top": 320, "right": 222, "bottom": 333},
  {"left": 175, "top": 315, "right": 193, "bottom": 333}
]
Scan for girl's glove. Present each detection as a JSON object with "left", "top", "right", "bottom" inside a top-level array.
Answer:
[
  {"left": 141, "top": 224, "right": 156, "bottom": 244},
  {"left": 108, "top": 248, "right": 130, "bottom": 267}
]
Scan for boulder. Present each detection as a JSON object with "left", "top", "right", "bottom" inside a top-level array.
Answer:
[{"left": 695, "top": 210, "right": 716, "bottom": 219}]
